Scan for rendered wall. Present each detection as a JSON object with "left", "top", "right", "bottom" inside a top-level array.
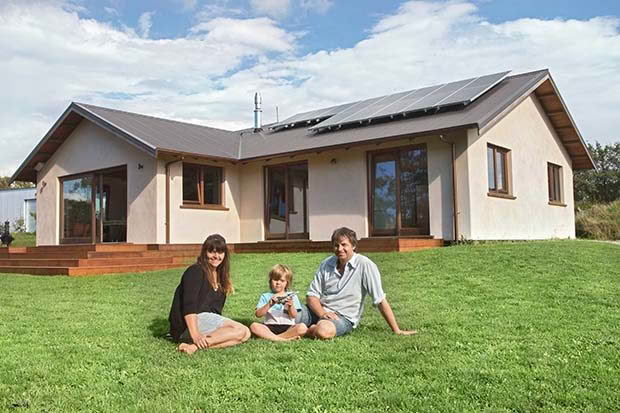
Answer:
[
  {"left": 464, "top": 94, "right": 575, "bottom": 239},
  {"left": 236, "top": 136, "right": 454, "bottom": 242},
  {"left": 36, "top": 120, "right": 158, "bottom": 245},
  {"left": 167, "top": 161, "right": 241, "bottom": 244}
]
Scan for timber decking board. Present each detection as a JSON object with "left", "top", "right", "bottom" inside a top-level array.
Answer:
[{"left": 0, "top": 238, "right": 442, "bottom": 276}]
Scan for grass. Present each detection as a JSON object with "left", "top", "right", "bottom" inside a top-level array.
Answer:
[
  {"left": 6, "top": 232, "right": 36, "bottom": 247},
  {"left": 1, "top": 240, "right": 619, "bottom": 412}
]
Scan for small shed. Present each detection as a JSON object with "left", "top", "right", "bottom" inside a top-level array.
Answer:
[{"left": 0, "top": 188, "right": 37, "bottom": 232}]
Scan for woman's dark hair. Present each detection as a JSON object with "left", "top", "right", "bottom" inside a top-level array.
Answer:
[
  {"left": 331, "top": 227, "right": 358, "bottom": 250},
  {"left": 197, "top": 234, "right": 233, "bottom": 294}
]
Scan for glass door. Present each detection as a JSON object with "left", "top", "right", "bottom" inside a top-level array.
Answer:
[
  {"left": 265, "top": 163, "right": 308, "bottom": 240},
  {"left": 370, "top": 145, "right": 429, "bottom": 236},
  {"left": 60, "top": 166, "right": 127, "bottom": 244},
  {"left": 61, "top": 175, "right": 95, "bottom": 244}
]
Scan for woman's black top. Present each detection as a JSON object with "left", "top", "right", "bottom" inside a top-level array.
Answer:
[{"left": 168, "top": 264, "right": 227, "bottom": 341}]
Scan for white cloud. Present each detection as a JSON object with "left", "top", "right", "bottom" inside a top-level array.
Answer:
[
  {"left": 195, "top": 3, "right": 245, "bottom": 20},
  {"left": 299, "top": 0, "right": 333, "bottom": 14},
  {"left": 177, "top": 0, "right": 198, "bottom": 11},
  {"left": 1, "top": 0, "right": 619, "bottom": 177},
  {"left": 250, "top": 0, "right": 291, "bottom": 19},
  {"left": 103, "top": 7, "right": 119, "bottom": 16},
  {"left": 190, "top": 17, "right": 297, "bottom": 53},
  {"left": 138, "top": 11, "right": 154, "bottom": 38}
]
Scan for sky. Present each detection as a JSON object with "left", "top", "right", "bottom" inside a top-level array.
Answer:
[{"left": 1, "top": 0, "right": 619, "bottom": 177}]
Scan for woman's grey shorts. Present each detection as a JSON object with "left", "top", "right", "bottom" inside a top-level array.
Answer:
[{"left": 180, "top": 312, "right": 232, "bottom": 341}]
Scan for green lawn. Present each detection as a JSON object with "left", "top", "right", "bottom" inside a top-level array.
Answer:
[
  {"left": 6, "top": 232, "right": 35, "bottom": 247},
  {"left": 1, "top": 241, "right": 619, "bottom": 412}
]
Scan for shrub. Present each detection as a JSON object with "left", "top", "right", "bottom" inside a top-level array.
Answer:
[
  {"left": 12, "top": 217, "right": 26, "bottom": 233},
  {"left": 575, "top": 200, "right": 620, "bottom": 240}
]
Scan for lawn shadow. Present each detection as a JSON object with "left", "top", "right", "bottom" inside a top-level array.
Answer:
[{"left": 149, "top": 317, "right": 171, "bottom": 340}]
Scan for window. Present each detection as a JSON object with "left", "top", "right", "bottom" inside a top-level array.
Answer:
[
  {"left": 487, "top": 144, "right": 512, "bottom": 197},
  {"left": 182, "top": 163, "right": 223, "bottom": 207},
  {"left": 548, "top": 162, "right": 563, "bottom": 204}
]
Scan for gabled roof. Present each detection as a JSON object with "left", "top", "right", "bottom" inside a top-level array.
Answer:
[{"left": 12, "top": 69, "right": 594, "bottom": 183}]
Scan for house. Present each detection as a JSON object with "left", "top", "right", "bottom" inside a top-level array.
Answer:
[
  {"left": 0, "top": 187, "right": 37, "bottom": 233},
  {"left": 11, "top": 69, "right": 594, "bottom": 246}
]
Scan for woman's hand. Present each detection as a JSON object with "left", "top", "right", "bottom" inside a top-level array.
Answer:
[{"left": 192, "top": 333, "right": 210, "bottom": 349}]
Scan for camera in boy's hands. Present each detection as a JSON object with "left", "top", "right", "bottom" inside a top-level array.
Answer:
[{"left": 273, "top": 291, "right": 297, "bottom": 305}]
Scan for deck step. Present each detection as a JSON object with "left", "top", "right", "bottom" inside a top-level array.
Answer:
[
  {"left": 0, "top": 263, "right": 186, "bottom": 276},
  {"left": 0, "top": 256, "right": 180, "bottom": 268},
  {"left": 68, "top": 263, "right": 185, "bottom": 276}
]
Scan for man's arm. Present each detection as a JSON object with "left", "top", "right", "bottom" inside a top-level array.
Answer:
[
  {"left": 307, "top": 296, "right": 339, "bottom": 320},
  {"left": 377, "top": 298, "right": 416, "bottom": 335}
]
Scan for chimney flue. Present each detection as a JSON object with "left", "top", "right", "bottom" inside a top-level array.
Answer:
[{"left": 253, "top": 92, "right": 262, "bottom": 132}]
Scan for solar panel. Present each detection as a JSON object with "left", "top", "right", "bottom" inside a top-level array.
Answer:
[
  {"left": 310, "top": 70, "right": 510, "bottom": 131},
  {"left": 322, "top": 90, "right": 412, "bottom": 126},
  {"left": 369, "top": 85, "right": 442, "bottom": 118},
  {"left": 271, "top": 102, "right": 357, "bottom": 128}
]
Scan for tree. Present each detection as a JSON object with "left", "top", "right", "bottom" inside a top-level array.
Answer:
[
  {"left": 0, "top": 176, "right": 35, "bottom": 190},
  {"left": 574, "top": 142, "right": 620, "bottom": 204}
]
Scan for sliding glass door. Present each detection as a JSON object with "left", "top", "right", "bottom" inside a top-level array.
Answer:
[
  {"left": 265, "top": 162, "right": 308, "bottom": 240},
  {"left": 369, "top": 145, "right": 429, "bottom": 236},
  {"left": 60, "top": 166, "right": 127, "bottom": 244}
]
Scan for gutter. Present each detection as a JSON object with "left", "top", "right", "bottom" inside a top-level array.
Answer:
[
  {"left": 439, "top": 134, "right": 459, "bottom": 241},
  {"left": 165, "top": 158, "right": 183, "bottom": 244}
]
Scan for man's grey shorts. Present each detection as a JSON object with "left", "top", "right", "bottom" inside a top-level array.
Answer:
[
  {"left": 180, "top": 312, "right": 232, "bottom": 341},
  {"left": 296, "top": 304, "right": 354, "bottom": 337}
]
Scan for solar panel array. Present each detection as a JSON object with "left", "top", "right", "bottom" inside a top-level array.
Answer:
[
  {"left": 271, "top": 101, "right": 357, "bottom": 129},
  {"left": 309, "top": 71, "right": 510, "bottom": 131}
]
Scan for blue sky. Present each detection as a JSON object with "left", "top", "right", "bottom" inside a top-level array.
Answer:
[{"left": 1, "top": 0, "right": 619, "bottom": 176}]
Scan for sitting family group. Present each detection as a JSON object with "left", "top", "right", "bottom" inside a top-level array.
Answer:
[{"left": 168, "top": 227, "right": 415, "bottom": 355}]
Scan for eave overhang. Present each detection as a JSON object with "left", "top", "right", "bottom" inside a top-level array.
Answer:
[
  {"left": 11, "top": 102, "right": 158, "bottom": 183},
  {"left": 479, "top": 70, "right": 595, "bottom": 170}
]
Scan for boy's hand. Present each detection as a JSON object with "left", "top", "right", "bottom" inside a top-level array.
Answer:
[
  {"left": 284, "top": 297, "right": 293, "bottom": 308},
  {"left": 268, "top": 297, "right": 277, "bottom": 307}
]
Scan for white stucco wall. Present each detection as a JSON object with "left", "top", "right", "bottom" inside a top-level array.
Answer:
[
  {"left": 236, "top": 136, "right": 454, "bottom": 242},
  {"left": 167, "top": 161, "right": 241, "bottom": 243},
  {"left": 462, "top": 94, "right": 575, "bottom": 239},
  {"left": 36, "top": 120, "right": 158, "bottom": 245}
]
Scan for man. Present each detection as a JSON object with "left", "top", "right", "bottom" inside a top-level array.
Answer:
[{"left": 298, "top": 227, "right": 416, "bottom": 339}]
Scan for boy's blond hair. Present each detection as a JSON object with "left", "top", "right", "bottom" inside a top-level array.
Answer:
[{"left": 269, "top": 264, "right": 293, "bottom": 290}]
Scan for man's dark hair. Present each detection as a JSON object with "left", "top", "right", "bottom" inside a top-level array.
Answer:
[{"left": 331, "top": 227, "right": 358, "bottom": 250}]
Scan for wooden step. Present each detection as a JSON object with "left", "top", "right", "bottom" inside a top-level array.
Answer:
[
  {"left": 2, "top": 251, "right": 91, "bottom": 259},
  {"left": 68, "top": 263, "right": 186, "bottom": 276},
  {"left": 147, "top": 244, "right": 202, "bottom": 251},
  {"left": 0, "top": 266, "right": 69, "bottom": 276},
  {"left": 0, "top": 256, "right": 181, "bottom": 268},
  {"left": 87, "top": 250, "right": 199, "bottom": 259}
]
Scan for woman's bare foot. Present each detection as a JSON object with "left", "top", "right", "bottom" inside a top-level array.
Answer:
[{"left": 177, "top": 342, "right": 198, "bottom": 355}]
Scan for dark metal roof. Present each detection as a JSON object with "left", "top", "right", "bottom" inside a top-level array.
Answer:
[
  {"left": 76, "top": 103, "right": 241, "bottom": 158},
  {"left": 11, "top": 69, "right": 594, "bottom": 183}
]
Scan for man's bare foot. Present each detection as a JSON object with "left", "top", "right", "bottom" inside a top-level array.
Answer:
[{"left": 177, "top": 343, "right": 198, "bottom": 355}]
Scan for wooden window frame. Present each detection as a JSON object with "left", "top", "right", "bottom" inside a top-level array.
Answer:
[
  {"left": 547, "top": 162, "right": 565, "bottom": 206},
  {"left": 181, "top": 163, "right": 227, "bottom": 210},
  {"left": 487, "top": 144, "right": 515, "bottom": 199}
]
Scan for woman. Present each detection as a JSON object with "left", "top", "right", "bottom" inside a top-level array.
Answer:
[{"left": 168, "top": 234, "right": 250, "bottom": 354}]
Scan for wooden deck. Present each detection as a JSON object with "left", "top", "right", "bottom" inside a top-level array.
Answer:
[{"left": 0, "top": 237, "right": 442, "bottom": 276}]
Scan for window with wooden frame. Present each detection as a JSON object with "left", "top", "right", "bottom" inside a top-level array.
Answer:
[
  {"left": 487, "top": 144, "right": 513, "bottom": 197},
  {"left": 182, "top": 163, "right": 224, "bottom": 208},
  {"left": 547, "top": 162, "right": 563, "bottom": 204}
]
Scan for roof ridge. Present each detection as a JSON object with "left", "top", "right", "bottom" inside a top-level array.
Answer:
[{"left": 74, "top": 102, "right": 238, "bottom": 136}]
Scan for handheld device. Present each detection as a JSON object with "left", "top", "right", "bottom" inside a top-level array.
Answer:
[{"left": 273, "top": 291, "right": 297, "bottom": 304}]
